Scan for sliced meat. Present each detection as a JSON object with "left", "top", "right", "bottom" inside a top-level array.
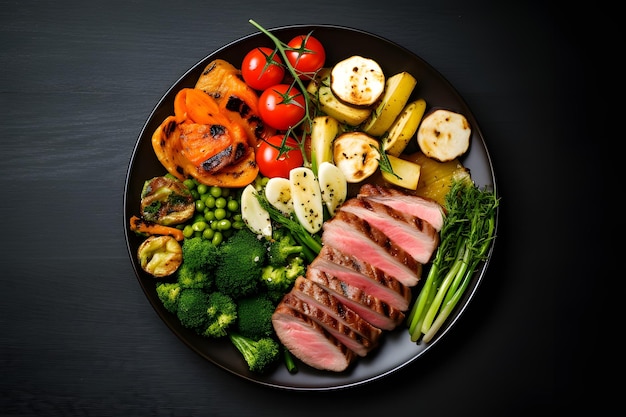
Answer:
[
  {"left": 322, "top": 211, "right": 421, "bottom": 287},
  {"left": 280, "top": 293, "right": 375, "bottom": 357},
  {"left": 291, "top": 276, "right": 382, "bottom": 343},
  {"left": 358, "top": 183, "right": 445, "bottom": 231},
  {"left": 311, "top": 245, "right": 413, "bottom": 311},
  {"left": 339, "top": 198, "right": 439, "bottom": 264},
  {"left": 272, "top": 303, "right": 356, "bottom": 372},
  {"left": 307, "top": 267, "right": 405, "bottom": 330}
]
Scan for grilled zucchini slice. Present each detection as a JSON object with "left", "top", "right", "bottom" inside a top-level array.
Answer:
[{"left": 330, "top": 55, "right": 385, "bottom": 107}]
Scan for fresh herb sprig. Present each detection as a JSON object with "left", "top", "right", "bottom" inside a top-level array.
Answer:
[{"left": 407, "top": 178, "right": 499, "bottom": 343}]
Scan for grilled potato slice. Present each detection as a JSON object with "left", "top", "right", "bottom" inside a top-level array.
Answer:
[
  {"left": 137, "top": 235, "right": 183, "bottom": 277},
  {"left": 383, "top": 98, "right": 427, "bottom": 156},
  {"left": 381, "top": 154, "right": 421, "bottom": 190},
  {"left": 307, "top": 69, "right": 372, "bottom": 126},
  {"left": 361, "top": 71, "right": 417, "bottom": 137},
  {"left": 330, "top": 55, "right": 385, "bottom": 107},
  {"left": 333, "top": 132, "right": 379, "bottom": 183},
  {"left": 310, "top": 115, "right": 340, "bottom": 174},
  {"left": 416, "top": 108, "right": 471, "bottom": 162}
]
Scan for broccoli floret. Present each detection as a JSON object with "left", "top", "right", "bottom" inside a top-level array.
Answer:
[
  {"left": 156, "top": 281, "right": 182, "bottom": 313},
  {"left": 214, "top": 228, "right": 266, "bottom": 299},
  {"left": 176, "top": 288, "right": 210, "bottom": 330},
  {"left": 228, "top": 333, "right": 280, "bottom": 373},
  {"left": 236, "top": 294, "right": 275, "bottom": 340},
  {"left": 260, "top": 256, "right": 305, "bottom": 303},
  {"left": 267, "top": 229, "right": 303, "bottom": 266},
  {"left": 181, "top": 236, "right": 220, "bottom": 272},
  {"left": 176, "top": 263, "right": 213, "bottom": 290},
  {"left": 202, "top": 292, "right": 237, "bottom": 338}
]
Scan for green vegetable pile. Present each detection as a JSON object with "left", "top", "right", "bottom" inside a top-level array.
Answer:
[
  {"left": 406, "top": 179, "right": 499, "bottom": 343},
  {"left": 155, "top": 194, "right": 309, "bottom": 374}
]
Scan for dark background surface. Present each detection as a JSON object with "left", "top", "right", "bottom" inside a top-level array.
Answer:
[{"left": 1, "top": 0, "right": 599, "bottom": 415}]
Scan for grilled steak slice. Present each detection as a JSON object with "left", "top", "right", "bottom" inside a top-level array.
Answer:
[
  {"left": 339, "top": 198, "right": 439, "bottom": 264},
  {"left": 291, "top": 276, "right": 382, "bottom": 343},
  {"left": 322, "top": 211, "right": 421, "bottom": 287},
  {"left": 272, "top": 303, "right": 356, "bottom": 372},
  {"left": 307, "top": 267, "right": 405, "bottom": 330},
  {"left": 358, "top": 183, "right": 445, "bottom": 232},
  {"left": 280, "top": 292, "right": 375, "bottom": 357},
  {"left": 311, "top": 245, "right": 413, "bottom": 311}
]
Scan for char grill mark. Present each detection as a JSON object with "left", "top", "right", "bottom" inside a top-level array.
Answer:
[
  {"left": 291, "top": 276, "right": 382, "bottom": 343},
  {"left": 272, "top": 185, "right": 444, "bottom": 372},
  {"left": 358, "top": 183, "right": 445, "bottom": 231},
  {"left": 339, "top": 198, "right": 439, "bottom": 264},
  {"left": 280, "top": 293, "right": 375, "bottom": 357},
  {"left": 272, "top": 304, "right": 356, "bottom": 372},
  {"left": 306, "top": 267, "right": 405, "bottom": 330},
  {"left": 322, "top": 211, "right": 421, "bottom": 287},
  {"left": 311, "top": 245, "right": 413, "bottom": 311}
]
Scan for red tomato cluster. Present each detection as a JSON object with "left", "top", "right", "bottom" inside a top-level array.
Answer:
[{"left": 240, "top": 34, "right": 326, "bottom": 178}]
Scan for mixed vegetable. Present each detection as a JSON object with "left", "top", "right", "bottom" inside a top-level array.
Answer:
[{"left": 129, "top": 19, "right": 498, "bottom": 374}]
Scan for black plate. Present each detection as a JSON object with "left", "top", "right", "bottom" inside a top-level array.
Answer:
[{"left": 124, "top": 24, "right": 498, "bottom": 391}]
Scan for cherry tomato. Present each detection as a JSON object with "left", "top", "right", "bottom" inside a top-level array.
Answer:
[
  {"left": 285, "top": 35, "right": 326, "bottom": 79},
  {"left": 258, "top": 84, "right": 306, "bottom": 131},
  {"left": 241, "top": 47, "right": 285, "bottom": 91},
  {"left": 256, "top": 134, "right": 304, "bottom": 178}
]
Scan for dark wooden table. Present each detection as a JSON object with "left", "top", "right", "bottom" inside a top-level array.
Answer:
[{"left": 1, "top": 0, "right": 598, "bottom": 415}]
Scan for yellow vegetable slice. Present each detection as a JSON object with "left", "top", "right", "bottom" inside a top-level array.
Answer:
[{"left": 362, "top": 71, "right": 417, "bottom": 137}]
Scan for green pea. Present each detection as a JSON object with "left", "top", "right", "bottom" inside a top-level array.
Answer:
[
  {"left": 202, "top": 228, "right": 214, "bottom": 240},
  {"left": 183, "top": 225, "right": 194, "bottom": 238},
  {"left": 214, "top": 208, "right": 227, "bottom": 220},
  {"left": 212, "top": 231, "right": 223, "bottom": 246},
  {"left": 196, "top": 183, "right": 208, "bottom": 195},
  {"left": 192, "top": 221, "right": 207, "bottom": 232},
  {"left": 209, "top": 186, "right": 222, "bottom": 198},
  {"left": 204, "top": 211, "right": 215, "bottom": 222},
  {"left": 216, "top": 219, "right": 231, "bottom": 230},
  {"left": 204, "top": 195, "right": 216, "bottom": 209},
  {"left": 215, "top": 197, "right": 227, "bottom": 209},
  {"left": 221, "top": 188, "right": 230, "bottom": 198},
  {"left": 190, "top": 190, "right": 200, "bottom": 200},
  {"left": 232, "top": 220, "right": 246, "bottom": 230},
  {"left": 195, "top": 200, "right": 205, "bottom": 211},
  {"left": 232, "top": 214, "right": 243, "bottom": 222},
  {"left": 183, "top": 179, "right": 195, "bottom": 190},
  {"left": 227, "top": 199, "right": 239, "bottom": 212}
]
